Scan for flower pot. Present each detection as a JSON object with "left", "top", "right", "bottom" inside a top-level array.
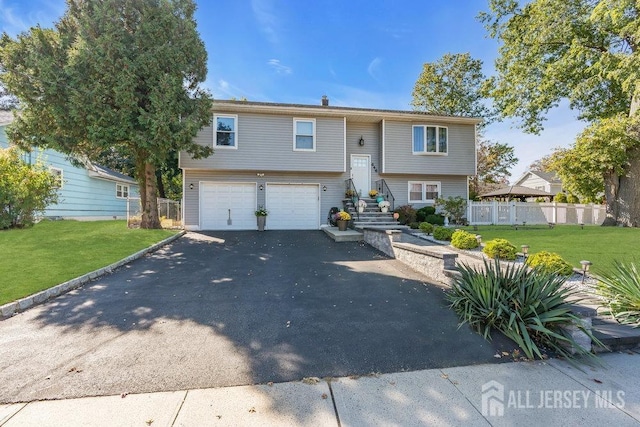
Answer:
[
  {"left": 376, "top": 196, "right": 384, "bottom": 203},
  {"left": 381, "top": 207, "right": 389, "bottom": 213},
  {"left": 337, "top": 219, "right": 348, "bottom": 231},
  {"left": 257, "top": 215, "right": 266, "bottom": 231},
  {"left": 358, "top": 206, "right": 364, "bottom": 213}
]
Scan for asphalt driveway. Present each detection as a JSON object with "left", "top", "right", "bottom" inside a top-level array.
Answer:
[{"left": 0, "top": 231, "right": 512, "bottom": 403}]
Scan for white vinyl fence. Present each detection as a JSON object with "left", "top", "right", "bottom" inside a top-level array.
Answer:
[
  {"left": 467, "top": 201, "right": 607, "bottom": 226},
  {"left": 127, "top": 197, "right": 182, "bottom": 228}
]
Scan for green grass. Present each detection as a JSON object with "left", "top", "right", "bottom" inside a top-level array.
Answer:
[
  {"left": 459, "top": 225, "right": 640, "bottom": 275},
  {"left": 0, "top": 220, "right": 177, "bottom": 305}
]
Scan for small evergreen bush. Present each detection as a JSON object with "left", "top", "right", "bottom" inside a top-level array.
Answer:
[
  {"left": 416, "top": 206, "right": 436, "bottom": 222},
  {"left": 526, "top": 251, "right": 573, "bottom": 276},
  {"left": 433, "top": 226, "right": 454, "bottom": 241},
  {"left": 482, "top": 238, "right": 517, "bottom": 260},
  {"left": 451, "top": 229, "right": 479, "bottom": 249},
  {"left": 425, "top": 214, "right": 445, "bottom": 225},
  {"left": 409, "top": 222, "right": 420, "bottom": 229},
  {"left": 566, "top": 194, "right": 580, "bottom": 204},
  {"left": 555, "top": 192, "right": 567, "bottom": 203},
  {"left": 419, "top": 222, "right": 434, "bottom": 234}
]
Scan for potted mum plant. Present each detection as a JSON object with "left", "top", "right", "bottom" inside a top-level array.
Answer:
[
  {"left": 334, "top": 210, "right": 351, "bottom": 231},
  {"left": 255, "top": 206, "right": 268, "bottom": 231},
  {"left": 357, "top": 199, "right": 367, "bottom": 213},
  {"left": 379, "top": 200, "right": 391, "bottom": 213},
  {"left": 368, "top": 189, "right": 378, "bottom": 198}
]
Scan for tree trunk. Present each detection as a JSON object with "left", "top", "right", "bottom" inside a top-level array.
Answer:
[
  {"left": 156, "top": 169, "right": 166, "bottom": 199},
  {"left": 137, "top": 157, "right": 161, "bottom": 229}
]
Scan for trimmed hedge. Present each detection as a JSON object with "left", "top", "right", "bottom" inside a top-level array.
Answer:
[
  {"left": 451, "top": 230, "right": 479, "bottom": 250},
  {"left": 416, "top": 206, "right": 436, "bottom": 222},
  {"left": 433, "top": 226, "right": 454, "bottom": 241},
  {"left": 526, "top": 251, "right": 573, "bottom": 276},
  {"left": 482, "top": 238, "right": 517, "bottom": 260},
  {"left": 419, "top": 222, "right": 434, "bottom": 234},
  {"left": 425, "top": 214, "right": 445, "bottom": 225}
]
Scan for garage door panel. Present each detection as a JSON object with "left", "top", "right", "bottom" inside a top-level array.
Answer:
[
  {"left": 200, "top": 183, "right": 256, "bottom": 230},
  {"left": 266, "top": 184, "right": 319, "bottom": 230}
]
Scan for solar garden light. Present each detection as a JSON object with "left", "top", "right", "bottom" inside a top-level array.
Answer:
[
  {"left": 580, "top": 260, "right": 592, "bottom": 284},
  {"left": 476, "top": 235, "right": 482, "bottom": 245},
  {"left": 521, "top": 245, "right": 529, "bottom": 259}
]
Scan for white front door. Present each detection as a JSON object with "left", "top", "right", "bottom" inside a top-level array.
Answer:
[{"left": 350, "top": 154, "right": 371, "bottom": 197}]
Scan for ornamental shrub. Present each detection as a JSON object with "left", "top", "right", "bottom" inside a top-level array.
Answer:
[
  {"left": 425, "top": 214, "right": 445, "bottom": 225},
  {"left": 482, "top": 238, "right": 517, "bottom": 260},
  {"left": 433, "top": 226, "right": 454, "bottom": 241},
  {"left": 0, "top": 147, "right": 59, "bottom": 229},
  {"left": 409, "top": 222, "right": 420, "bottom": 229},
  {"left": 419, "top": 222, "right": 434, "bottom": 234},
  {"left": 451, "top": 229, "right": 479, "bottom": 250},
  {"left": 526, "top": 251, "right": 573, "bottom": 276},
  {"left": 566, "top": 194, "right": 580, "bottom": 204},
  {"left": 416, "top": 206, "right": 436, "bottom": 222},
  {"left": 447, "top": 259, "right": 602, "bottom": 363},
  {"left": 394, "top": 205, "right": 416, "bottom": 225},
  {"left": 597, "top": 261, "right": 640, "bottom": 327}
]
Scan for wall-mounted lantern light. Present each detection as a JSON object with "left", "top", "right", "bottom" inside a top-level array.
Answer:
[
  {"left": 322, "top": 185, "right": 327, "bottom": 192},
  {"left": 189, "top": 183, "right": 194, "bottom": 190},
  {"left": 259, "top": 184, "right": 264, "bottom": 191},
  {"left": 359, "top": 136, "right": 364, "bottom": 146}
]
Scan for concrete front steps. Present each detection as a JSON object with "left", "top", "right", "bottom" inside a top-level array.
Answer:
[{"left": 343, "top": 198, "right": 408, "bottom": 231}]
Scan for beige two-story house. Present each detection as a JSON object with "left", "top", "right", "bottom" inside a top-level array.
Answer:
[{"left": 179, "top": 99, "right": 479, "bottom": 230}]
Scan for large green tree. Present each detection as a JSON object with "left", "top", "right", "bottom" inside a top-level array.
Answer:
[
  {"left": 0, "top": 0, "right": 212, "bottom": 228},
  {"left": 412, "top": 53, "right": 516, "bottom": 198},
  {"left": 480, "top": 0, "right": 640, "bottom": 226}
]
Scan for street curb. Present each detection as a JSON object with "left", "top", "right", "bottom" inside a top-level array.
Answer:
[{"left": 0, "top": 230, "right": 186, "bottom": 321}]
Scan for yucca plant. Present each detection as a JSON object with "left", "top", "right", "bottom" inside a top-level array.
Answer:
[
  {"left": 447, "top": 258, "right": 602, "bottom": 364},
  {"left": 597, "top": 261, "right": 640, "bottom": 327}
]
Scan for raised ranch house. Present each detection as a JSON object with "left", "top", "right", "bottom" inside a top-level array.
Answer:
[
  {"left": 180, "top": 99, "right": 479, "bottom": 230},
  {"left": 0, "top": 111, "right": 139, "bottom": 220}
]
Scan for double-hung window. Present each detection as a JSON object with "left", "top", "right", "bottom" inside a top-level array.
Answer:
[
  {"left": 408, "top": 181, "right": 440, "bottom": 203},
  {"left": 293, "top": 118, "right": 315, "bottom": 151},
  {"left": 412, "top": 125, "right": 447, "bottom": 154},
  {"left": 214, "top": 114, "right": 237, "bottom": 148},
  {"left": 116, "top": 183, "right": 130, "bottom": 199}
]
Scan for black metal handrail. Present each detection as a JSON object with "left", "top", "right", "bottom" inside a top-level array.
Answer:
[
  {"left": 344, "top": 178, "right": 360, "bottom": 221},
  {"left": 375, "top": 179, "right": 395, "bottom": 212}
]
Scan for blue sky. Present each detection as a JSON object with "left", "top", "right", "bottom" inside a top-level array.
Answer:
[{"left": 0, "top": 0, "right": 585, "bottom": 181}]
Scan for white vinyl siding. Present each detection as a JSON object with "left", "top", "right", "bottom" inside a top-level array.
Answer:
[
  {"left": 116, "top": 183, "right": 130, "bottom": 198},
  {"left": 214, "top": 114, "right": 238, "bottom": 149},
  {"left": 408, "top": 181, "right": 440, "bottom": 203},
  {"left": 293, "top": 118, "right": 316, "bottom": 151},
  {"left": 412, "top": 125, "right": 447, "bottom": 155}
]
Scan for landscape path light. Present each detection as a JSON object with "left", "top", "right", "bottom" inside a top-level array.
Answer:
[{"left": 580, "top": 260, "right": 592, "bottom": 284}]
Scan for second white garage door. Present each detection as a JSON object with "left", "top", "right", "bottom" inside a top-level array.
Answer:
[{"left": 266, "top": 184, "right": 320, "bottom": 230}]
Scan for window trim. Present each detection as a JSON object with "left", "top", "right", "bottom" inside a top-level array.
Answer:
[
  {"left": 49, "top": 167, "right": 63, "bottom": 189},
  {"left": 293, "top": 118, "right": 316, "bottom": 152},
  {"left": 213, "top": 114, "right": 238, "bottom": 150},
  {"left": 408, "top": 181, "right": 441, "bottom": 203},
  {"left": 412, "top": 125, "right": 448, "bottom": 155},
  {"left": 116, "top": 183, "right": 130, "bottom": 199}
]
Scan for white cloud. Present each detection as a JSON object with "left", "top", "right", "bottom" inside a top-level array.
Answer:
[
  {"left": 251, "top": 0, "right": 279, "bottom": 45},
  {"left": 267, "top": 59, "right": 292, "bottom": 75},
  {"left": 367, "top": 57, "right": 382, "bottom": 81},
  {"left": 212, "top": 79, "right": 246, "bottom": 99}
]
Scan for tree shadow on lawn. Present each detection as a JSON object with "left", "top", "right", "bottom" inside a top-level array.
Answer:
[{"left": 4, "top": 231, "right": 517, "bottom": 404}]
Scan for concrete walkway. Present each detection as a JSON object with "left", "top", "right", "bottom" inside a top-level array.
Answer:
[{"left": 2, "top": 351, "right": 638, "bottom": 426}]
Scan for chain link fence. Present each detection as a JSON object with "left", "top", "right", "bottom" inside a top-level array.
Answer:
[{"left": 127, "top": 197, "right": 182, "bottom": 229}]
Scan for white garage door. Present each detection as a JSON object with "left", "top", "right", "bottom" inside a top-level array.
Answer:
[
  {"left": 200, "top": 182, "right": 256, "bottom": 230},
  {"left": 266, "top": 184, "right": 320, "bottom": 230}
]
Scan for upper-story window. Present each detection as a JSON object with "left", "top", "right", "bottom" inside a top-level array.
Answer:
[
  {"left": 214, "top": 114, "right": 237, "bottom": 149},
  {"left": 412, "top": 125, "right": 447, "bottom": 154},
  {"left": 293, "top": 118, "right": 315, "bottom": 151},
  {"left": 116, "top": 183, "right": 130, "bottom": 198}
]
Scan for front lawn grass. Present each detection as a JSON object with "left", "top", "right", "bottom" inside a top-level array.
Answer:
[
  {"left": 458, "top": 225, "right": 640, "bottom": 275},
  {"left": 0, "top": 220, "right": 177, "bottom": 305}
]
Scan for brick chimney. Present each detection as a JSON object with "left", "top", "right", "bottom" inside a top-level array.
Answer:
[{"left": 321, "top": 95, "right": 329, "bottom": 106}]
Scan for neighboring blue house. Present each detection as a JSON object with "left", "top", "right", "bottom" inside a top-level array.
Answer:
[{"left": 0, "top": 111, "right": 139, "bottom": 220}]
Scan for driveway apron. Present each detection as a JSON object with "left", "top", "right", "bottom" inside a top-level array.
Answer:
[{"left": 0, "top": 231, "right": 511, "bottom": 403}]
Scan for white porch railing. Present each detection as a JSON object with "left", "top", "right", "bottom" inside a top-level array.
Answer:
[{"left": 467, "top": 201, "right": 607, "bottom": 226}]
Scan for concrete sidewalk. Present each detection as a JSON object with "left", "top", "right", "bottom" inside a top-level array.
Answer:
[{"left": 2, "top": 351, "right": 639, "bottom": 427}]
